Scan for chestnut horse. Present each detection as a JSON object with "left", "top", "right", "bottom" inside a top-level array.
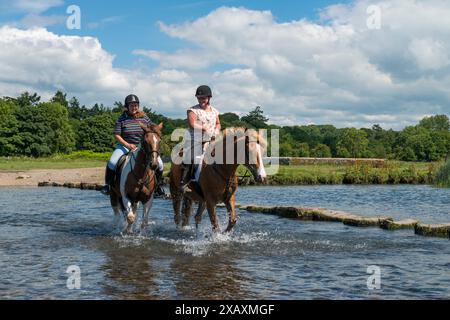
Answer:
[
  {"left": 169, "top": 128, "right": 267, "bottom": 233},
  {"left": 110, "top": 123, "right": 163, "bottom": 234}
]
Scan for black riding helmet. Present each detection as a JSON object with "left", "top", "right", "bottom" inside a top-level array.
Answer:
[
  {"left": 195, "top": 85, "right": 212, "bottom": 98},
  {"left": 125, "top": 94, "right": 140, "bottom": 108}
]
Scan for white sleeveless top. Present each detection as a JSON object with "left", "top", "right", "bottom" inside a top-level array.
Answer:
[{"left": 186, "top": 104, "right": 219, "bottom": 143}]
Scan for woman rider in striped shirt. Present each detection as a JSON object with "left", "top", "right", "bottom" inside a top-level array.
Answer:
[{"left": 101, "top": 94, "right": 165, "bottom": 196}]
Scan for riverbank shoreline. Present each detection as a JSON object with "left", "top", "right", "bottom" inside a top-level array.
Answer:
[
  {"left": 0, "top": 164, "right": 438, "bottom": 187},
  {"left": 0, "top": 168, "right": 104, "bottom": 187}
]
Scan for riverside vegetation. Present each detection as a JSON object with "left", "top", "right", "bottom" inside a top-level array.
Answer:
[{"left": 1, "top": 91, "right": 449, "bottom": 186}]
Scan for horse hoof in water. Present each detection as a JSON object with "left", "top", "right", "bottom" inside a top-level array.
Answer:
[
  {"left": 174, "top": 214, "right": 181, "bottom": 227},
  {"left": 127, "top": 213, "right": 135, "bottom": 224},
  {"left": 212, "top": 227, "right": 220, "bottom": 234},
  {"left": 225, "top": 221, "right": 236, "bottom": 233}
]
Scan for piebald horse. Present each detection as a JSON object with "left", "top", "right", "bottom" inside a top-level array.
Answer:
[
  {"left": 170, "top": 128, "right": 267, "bottom": 233},
  {"left": 110, "top": 122, "right": 163, "bottom": 234}
]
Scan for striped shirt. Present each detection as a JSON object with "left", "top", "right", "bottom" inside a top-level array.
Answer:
[{"left": 114, "top": 112, "right": 154, "bottom": 145}]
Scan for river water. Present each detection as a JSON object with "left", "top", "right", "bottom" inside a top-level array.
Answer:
[{"left": 0, "top": 185, "right": 449, "bottom": 300}]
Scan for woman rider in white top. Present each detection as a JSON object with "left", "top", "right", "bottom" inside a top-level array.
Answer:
[{"left": 181, "top": 85, "right": 221, "bottom": 192}]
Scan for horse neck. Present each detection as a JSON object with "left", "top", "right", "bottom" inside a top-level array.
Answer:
[
  {"left": 131, "top": 147, "right": 148, "bottom": 177},
  {"left": 214, "top": 136, "right": 244, "bottom": 178}
]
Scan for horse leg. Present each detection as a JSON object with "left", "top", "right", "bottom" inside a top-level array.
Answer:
[
  {"left": 141, "top": 195, "right": 154, "bottom": 231},
  {"left": 225, "top": 194, "right": 237, "bottom": 233},
  {"left": 181, "top": 197, "right": 193, "bottom": 228},
  {"left": 206, "top": 201, "right": 220, "bottom": 232},
  {"left": 172, "top": 193, "right": 182, "bottom": 227},
  {"left": 110, "top": 193, "right": 123, "bottom": 231},
  {"left": 194, "top": 201, "right": 206, "bottom": 229},
  {"left": 122, "top": 196, "right": 135, "bottom": 235},
  {"left": 169, "top": 163, "right": 183, "bottom": 227}
]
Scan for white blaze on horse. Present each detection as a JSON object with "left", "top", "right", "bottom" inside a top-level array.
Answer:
[
  {"left": 170, "top": 127, "right": 267, "bottom": 233},
  {"left": 110, "top": 123, "right": 163, "bottom": 234}
]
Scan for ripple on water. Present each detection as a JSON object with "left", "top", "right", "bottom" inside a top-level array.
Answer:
[{"left": 0, "top": 186, "right": 449, "bottom": 299}]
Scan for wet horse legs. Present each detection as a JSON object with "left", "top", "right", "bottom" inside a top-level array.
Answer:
[{"left": 225, "top": 194, "right": 237, "bottom": 233}]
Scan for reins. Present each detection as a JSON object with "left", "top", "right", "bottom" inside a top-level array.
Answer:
[{"left": 129, "top": 130, "right": 160, "bottom": 190}]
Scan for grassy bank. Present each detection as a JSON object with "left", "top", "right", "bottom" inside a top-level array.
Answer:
[
  {"left": 435, "top": 160, "right": 450, "bottom": 188},
  {"left": 0, "top": 151, "right": 109, "bottom": 170},
  {"left": 238, "top": 161, "right": 438, "bottom": 185},
  {"left": 0, "top": 152, "right": 440, "bottom": 185}
]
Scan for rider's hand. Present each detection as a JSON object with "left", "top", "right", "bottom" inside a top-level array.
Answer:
[{"left": 128, "top": 144, "right": 137, "bottom": 151}]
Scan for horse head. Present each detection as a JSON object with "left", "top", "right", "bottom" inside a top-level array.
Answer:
[
  {"left": 244, "top": 129, "right": 267, "bottom": 184},
  {"left": 219, "top": 127, "right": 267, "bottom": 184},
  {"left": 139, "top": 122, "right": 163, "bottom": 171}
]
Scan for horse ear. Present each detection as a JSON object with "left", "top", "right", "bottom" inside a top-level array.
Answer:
[
  {"left": 139, "top": 122, "right": 149, "bottom": 132},
  {"left": 157, "top": 122, "right": 163, "bottom": 130}
]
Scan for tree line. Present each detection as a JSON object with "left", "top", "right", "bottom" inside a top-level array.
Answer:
[{"left": 0, "top": 91, "right": 449, "bottom": 161}]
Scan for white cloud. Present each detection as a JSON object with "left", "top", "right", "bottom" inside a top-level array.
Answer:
[
  {"left": 1, "top": 1, "right": 450, "bottom": 130},
  {"left": 19, "top": 13, "right": 66, "bottom": 28},
  {"left": 0, "top": 26, "right": 199, "bottom": 114},
  {"left": 408, "top": 38, "right": 450, "bottom": 71},
  {"left": 1, "top": 0, "right": 64, "bottom": 14},
  {"left": 0, "top": 26, "right": 129, "bottom": 101},
  {"left": 146, "top": 3, "right": 450, "bottom": 128},
  {"left": 87, "top": 16, "right": 124, "bottom": 30},
  {"left": 0, "top": 0, "right": 65, "bottom": 28}
]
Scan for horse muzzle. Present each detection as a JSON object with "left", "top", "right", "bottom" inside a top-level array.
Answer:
[{"left": 256, "top": 175, "right": 267, "bottom": 184}]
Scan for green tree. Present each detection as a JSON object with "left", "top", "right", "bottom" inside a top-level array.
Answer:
[
  {"left": 336, "top": 146, "right": 351, "bottom": 158},
  {"left": 51, "top": 90, "right": 69, "bottom": 108},
  {"left": 336, "top": 128, "right": 369, "bottom": 158},
  {"left": 395, "top": 145, "right": 417, "bottom": 161},
  {"left": 241, "top": 106, "right": 269, "bottom": 128},
  {"left": 112, "top": 101, "right": 125, "bottom": 113},
  {"left": 296, "top": 142, "right": 310, "bottom": 157},
  {"left": 0, "top": 99, "right": 21, "bottom": 156},
  {"left": 16, "top": 92, "right": 41, "bottom": 108},
  {"left": 76, "top": 113, "right": 117, "bottom": 152},
  {"left": 394, "top": 126, "right": 436, "bottom": 161},
  {"left": 418, "top": 115, "right": 450, "bottom": 131},
  {"left": 17, "top": 102, "right": 75, "bottom": 156},
  {"left": 280, "top": 142, "right": 294, "bottom": 157},
  {"left": 311, "top": 144, "right": 332, "bottom": 158},
  {"left": 220, "top": 112, "right": 241, "bottom": 128}
]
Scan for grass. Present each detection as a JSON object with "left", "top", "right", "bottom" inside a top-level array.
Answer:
[
  {"left": 435, "top": 159, "right": 450, "bottom": 188},
  {"left": 238, "top": 160, "right": 438, "bottom": 185},
  {"left": 0, "top": 151, "right": 109, "bottom": 170},
  {"left": 0, "top": 152, "right": 441, "bottom": 185}
]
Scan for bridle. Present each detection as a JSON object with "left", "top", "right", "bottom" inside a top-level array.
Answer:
[{"left": 130, "top": 129, "right": 161, "bottom": 188}]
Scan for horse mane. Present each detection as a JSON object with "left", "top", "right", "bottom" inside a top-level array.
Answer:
[
  {"left": 145, "top": 123, "right": 162, "bottom": 137},
  {"left": 220, "top": 127, "right": 267, "bottom": 149}
]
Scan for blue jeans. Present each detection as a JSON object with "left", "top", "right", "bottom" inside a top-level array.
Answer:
[{"left": 107, "top": 145, "right": 163, "bottom": 171}]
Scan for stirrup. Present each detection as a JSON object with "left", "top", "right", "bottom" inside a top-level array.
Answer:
[
  {"left": 155, "top": 185, "right": 165, "bottom": 197},
  {"left": 181, "top": 182, "right": 193, "bottom": 194},
  {"left": 100, "top": 185, "right": 110, "bottom": 196}
]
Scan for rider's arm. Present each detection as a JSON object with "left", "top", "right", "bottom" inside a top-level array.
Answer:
[
  {"left": 115, "top": 134, "right": 135, "bottom": 150},
  {"left": 215, "top": 115, "right": 221, "bottom": 135},
  {"left": 187, "top": 110, "right": 206, "bottom": 132}
]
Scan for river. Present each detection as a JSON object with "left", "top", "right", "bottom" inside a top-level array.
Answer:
[{"left": 0, "top": 185, "right": 449, "bottom": 299}]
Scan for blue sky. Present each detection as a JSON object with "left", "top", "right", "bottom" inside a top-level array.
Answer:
[
  {"left": 1, "top": 0, "right": 350, "bottom": 68},
  {"left": 0, "top": 0, "right": 449, "bottom": 129}
]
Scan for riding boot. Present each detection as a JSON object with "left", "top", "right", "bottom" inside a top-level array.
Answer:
[
  {"left": 100, "top": 166, "right": 115, "bottom": 195},
  {"left": 180, "top": 164, "right": 193, "bottom": 193},
  {"left": 154, "top": 169, "right": 166, "bottom": 197}
]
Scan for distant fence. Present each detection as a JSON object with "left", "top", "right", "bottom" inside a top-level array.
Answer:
[
  {"left": 263, "top": 157, "right": 386, "bottom": 167},
  {"left": 161, "top": 156, "right": 387, "bottom": 167}
]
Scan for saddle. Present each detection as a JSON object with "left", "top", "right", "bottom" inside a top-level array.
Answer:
[
  {"left": 113, "top": 154, "right": 129, "bottom": 188},
  {"left": 184, "top": 164, "right": 205, "bottom": 199}
]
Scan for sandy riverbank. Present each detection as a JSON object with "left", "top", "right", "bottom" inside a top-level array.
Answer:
[{"left": 0, "top": 168, "right": 104, "bottom": 187}]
